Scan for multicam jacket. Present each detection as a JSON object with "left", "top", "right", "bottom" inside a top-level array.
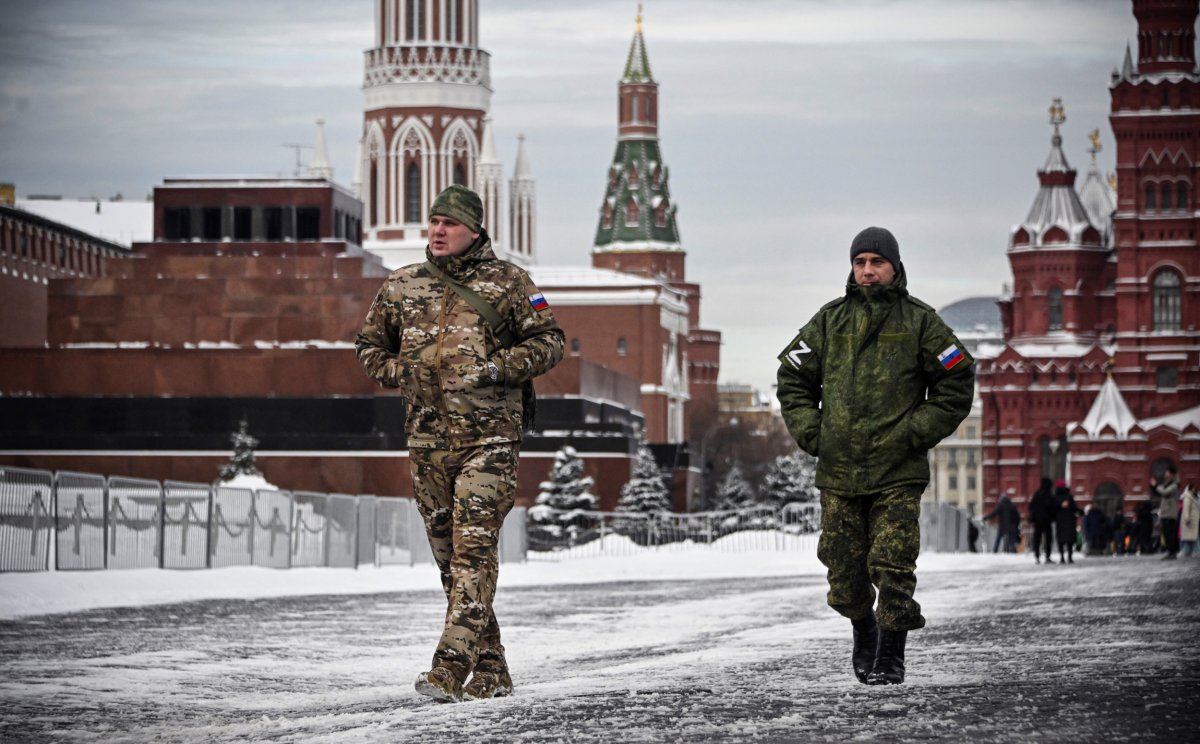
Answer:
[
  {"left": 776, "top": 265, "right": 974, "bottom": 497},
  {"left": 355, "top": 235, "right": 564, "bottom": 450}
]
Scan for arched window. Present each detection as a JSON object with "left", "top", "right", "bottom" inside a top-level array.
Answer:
[
  {"left": 617, "top": 337, "right": 628, "bottom": 356},
  {"left": 1177, "top": 182, "right": 1189, "bottom": 211},
  {"left": 1093, "top": 482, "right": 1122, "bottom": 520},
  {"left": 627, "top": 163, "right": 639, "bottom": 189},
  {"left": 453, "top": 162, "right": 466, "bottom": 186},
  {"left": 1047, "top": 287, "right": 1063, "bottom": 330},
  {"left": 1040, "top": 435, "right": 1067, "bottom": 482},
  {"left": 631, "top": 96, "right": 639, "bottom": 121},
  {"left": 1161, "top": 182, "right": 1173, "bottom": 210},
  {"left": 655, "top": 200, "right": 669, "bottom": 228},
  {"left": 570, "top": 338, "right": 581, "bottom": 356},
  {"left": 625, "top": 199, "right": 639, "bottom": 227},
  {"left": 601, "top": 203, "right": 613, "bottom": 230},
  {"left": 1152, "top": 269, "right": 1181, "bottom": 331},
  {"left": 1145, "top": 182, "right": 1157, "bottom": 211},
  {"left": 405, "top": 162, "right": 421, "bottom": 224}
]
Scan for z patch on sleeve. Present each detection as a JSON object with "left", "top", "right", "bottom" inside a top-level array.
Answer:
[
  {"left": 528, "top": 292, "right": 549, "bottom": 312},
  {"left": 786, "top": 339, "right": 813, "bottom": 369},
  {"left": 938, "top": 343, "right": 965, "bottom": 371}
]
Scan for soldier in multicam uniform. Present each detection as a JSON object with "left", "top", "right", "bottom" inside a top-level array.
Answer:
[
  {"left": 356, "top": 185, "right": 564, "bottom": 702},
  {"left": 776, "top": 227, "right": 974, "bottom": 685}
]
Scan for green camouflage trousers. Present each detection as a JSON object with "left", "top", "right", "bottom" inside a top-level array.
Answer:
[
  {"left": 410, "top": 442, "right": 518, "bottom": 682},
  {"left": 817, "top": 486, "right": 926, "bottom": 631}
]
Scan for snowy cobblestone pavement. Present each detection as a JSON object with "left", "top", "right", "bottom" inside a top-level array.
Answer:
[{"left": 1, "top": 556, "right": 1197, "bottom": 743}]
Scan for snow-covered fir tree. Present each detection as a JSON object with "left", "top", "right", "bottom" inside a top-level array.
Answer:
[
  {"left": 616, "top": 442, "right": 672, "bottom": 515},
  {"left": 760, "top": 451, "right": 819, "bottom": 508},
  {"left": 219, "top": 418, "right": 262, "bottom": 482},
  {"left": 529, "top": 446, "right": 597, "bottom": 536},
  {"left": 712, "top": 463, "right": 755, "bottom": 512}
]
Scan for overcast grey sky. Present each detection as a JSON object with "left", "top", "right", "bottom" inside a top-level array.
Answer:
[{"left": 0, "top": 0, "right": 1157, "bottom": 394}]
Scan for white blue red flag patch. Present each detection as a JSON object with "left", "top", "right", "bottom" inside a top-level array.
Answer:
[
  {"left": 529, "top": 292, "right": 549, "bottom": 311},
  {"left": 938, "top": 344, "right": 964, "bottom": 371}
]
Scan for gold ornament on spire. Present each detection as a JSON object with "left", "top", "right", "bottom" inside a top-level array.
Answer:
[
  {"left": 1108, "top": 173, "right": 1117, "bottom": 191},
  {"left": 1088, "top": 128, "right": 1101, "bottom": 153},
  {"left": 1049, "top": 98, "right": 1066, "bottom": 131},
  {"left": 636, "top": 3, "right": 643, "bottom": 33}
]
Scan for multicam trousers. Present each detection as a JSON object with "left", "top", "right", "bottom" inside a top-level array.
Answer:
[
  {"left": 817, "top": 486, "right": 926, "bottom": 631},
  {"left": 410, "top": 442, "right": 519, "bottom": 683}
]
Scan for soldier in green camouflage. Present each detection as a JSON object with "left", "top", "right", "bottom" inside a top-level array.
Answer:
[
  {"left": 776, "top": 226, "right": 974, "bottom": 685},
  {"left": 356, "top": 185, "right": 565, "bottom": 702}
]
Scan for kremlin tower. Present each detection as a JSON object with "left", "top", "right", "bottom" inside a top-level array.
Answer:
[{"left": 357, "top": 0, "right": 533, "bottom": 268}]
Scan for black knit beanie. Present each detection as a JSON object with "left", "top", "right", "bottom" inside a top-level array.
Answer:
[{"left": 849, "top": 226, "right": 900, "bottom": 270}]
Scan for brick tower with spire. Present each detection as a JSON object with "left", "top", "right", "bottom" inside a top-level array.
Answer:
[
  {"left": 978, "top": 0, "right": 1199, "bottom": 525},
  {"left": 589, "top": 7, "right": 722, "bottom": 439}
]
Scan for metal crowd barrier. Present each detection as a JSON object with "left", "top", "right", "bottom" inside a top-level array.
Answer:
[
  {"left": 0, "top": 466, "right": 54, "bottom": 572},
  {"left": 0, "top": 466, "right": 441, "bottom": 572},
  {"left": 920, "top": 501, "right": 991, "bottom": 553}
]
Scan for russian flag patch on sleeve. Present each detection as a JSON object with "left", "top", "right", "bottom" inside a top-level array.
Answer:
[
  {"left": 529, "top": 292, "right": 549, "bottom": 311},
  {"left": 938, "top": 344, "right": 965, "bottom": 371}
]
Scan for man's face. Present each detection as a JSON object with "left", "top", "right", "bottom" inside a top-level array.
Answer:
[
  {"left": 428, "top": 215, "right": 480, "bottom": 257},
  {"left": 852, "top": 252, "right": 896, "bottom": 286}
]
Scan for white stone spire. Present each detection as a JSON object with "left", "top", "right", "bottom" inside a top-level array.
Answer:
[
  {"left": 306, "top": 118, "right": 334, "bottom": 180},
  {"left": 476, "top": 115, "right": 504, "bottom": 250},
  {"left": 351, "top": 136, "right": 364, "bottom": 200},
  {"left": 1078, "top": 376, "right": 1137, "bottom": 439},
  {"left": 509, "top": 134, "right": 536, "bottom": 266}
]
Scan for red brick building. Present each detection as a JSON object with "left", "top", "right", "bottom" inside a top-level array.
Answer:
[{"left": 979, "top": 0, "right": 1200, "bottom": 520}]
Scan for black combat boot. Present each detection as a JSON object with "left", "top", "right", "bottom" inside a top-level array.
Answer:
[
  {"left": 851, "top": 611, "right": 879, "bottom": 684},
  {"left": 866, "top": 630, "right": 907, "bottom": 685}
]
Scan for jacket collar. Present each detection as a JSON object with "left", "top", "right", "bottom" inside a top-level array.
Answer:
[
  {"left": 426, "top": 228, "right": 494, "bottom": 280},
  {"left": 844, "top": 262, "right": 910, "bottom": 304}
]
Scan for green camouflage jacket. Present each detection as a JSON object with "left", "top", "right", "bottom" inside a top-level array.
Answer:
[
  {"left": 775, "top": 265, "right": 975, "bottom": 497},
  {"left": 356, "top": 235, "right": 564, "bottom": 449}
]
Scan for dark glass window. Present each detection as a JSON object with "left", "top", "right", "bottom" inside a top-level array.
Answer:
[
  {"left": 453, "top": 162, "right": 466, "bottom": 186},
  {"left": 1153, "top": 269, "right": 1181, "bottom": 331},
  {"left": 264, "top": 207, "right": 283, "bottom": 240},
  {"left": 1177, "top": 182, "right": 1189, "bottom": 211},
  {"left": 296, "top": 207, "right": 320, "bottom": 241},
  {"left": 1047, "top": 287, "right": 1063, "bottom": 330},
  {"left": 164, "top": 207, "right": 191, "bottom": 240},
  {"left": 1162, "top": 182, "right": 1173, "bottom": 210},
  {"left": 233, "top": 207, "right": 253, "bottom": 240},
  {"left": 405, "top": 162, "right": 421, "bottom": 223},
  {"left": 1145, "top": 182, "right": 1157, "bottom": 210},
  {"left": 570, "top": 338, "right": 581, "bottom": 355},
  {"left": 201, "top": 207, "right": 222, "bottom": 240},
  {"left": 617, "top": 337, "right": 628, "bottom": 356},
  {"left": 1157, "top": 366, "right": 1178, "bottom": 390}
]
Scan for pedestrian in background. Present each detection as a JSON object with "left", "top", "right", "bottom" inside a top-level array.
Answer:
[
  {"left": 1150, "top": 466, "right": 1181, "bottom": 560},
  {"left": 1135, "top": 500, "right": 1156, "bottom": 554},
  {"left": 356, "top": 185, "right": 565, "bottom": 702},
  {"left": 776, "top": 226, "right": 974, "bottom": 686},
  {"left": 1054, "top": 479, "right": 1083, "bottom": 564},
  {"left": 1028, "top": 477, "right": 1057, "bottom": 564},
  {"left": 1083, "top": 505, "right": 1109, "bottom": 556},
  {"left": 1179, "top": 485, "right": 1198, "bottom": 558},
  {"left": 984, "top": 494, "right": 1021, "bottom": 554}
]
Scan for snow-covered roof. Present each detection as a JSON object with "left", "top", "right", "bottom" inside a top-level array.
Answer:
[
  {"left": 1010, "top": 120, "right": 1100, "bottom": 249},
  {"left": 1078, "top": 376, "right": 1137, "bottom": 439},
  {"left": 17, "top": 198, "right": 152, "bottom": 247},
  {"left": 1009, "top": 341, "right": 1095, "bottom": 359},
  {"left": 1139, "top": 404, "right": 1200, "bottom": 433},
  {"left": 938, "top": 296, "right": 1002, "bottom": 337},
  {"left": 530, "top": 265, "right": 665, "bottom": 288},
  {"left": 1078, "top": 158, "right": 1115, "bottom": 243}
]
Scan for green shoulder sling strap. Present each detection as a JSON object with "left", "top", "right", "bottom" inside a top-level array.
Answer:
[{"left": 423, "top": 260, "right": 514, "bottom": 347}]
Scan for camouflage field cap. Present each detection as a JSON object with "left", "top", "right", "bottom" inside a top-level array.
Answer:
[{"left": 429, "top": 184, "right": 483, "bottom": 233}]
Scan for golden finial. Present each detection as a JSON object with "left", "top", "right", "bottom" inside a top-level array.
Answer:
[
  {"left": 1108, "top": 173, "right": 1117, "bottom": 191},
  {"left": 636, "top": 3, "right": 643, "bottom": 33},
  {"left": 1088, "top": 128, "right": 1101, "bottom": 154},
  {"left": 1049, "top": 98, "right": 1066, "bottom": 130}
]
